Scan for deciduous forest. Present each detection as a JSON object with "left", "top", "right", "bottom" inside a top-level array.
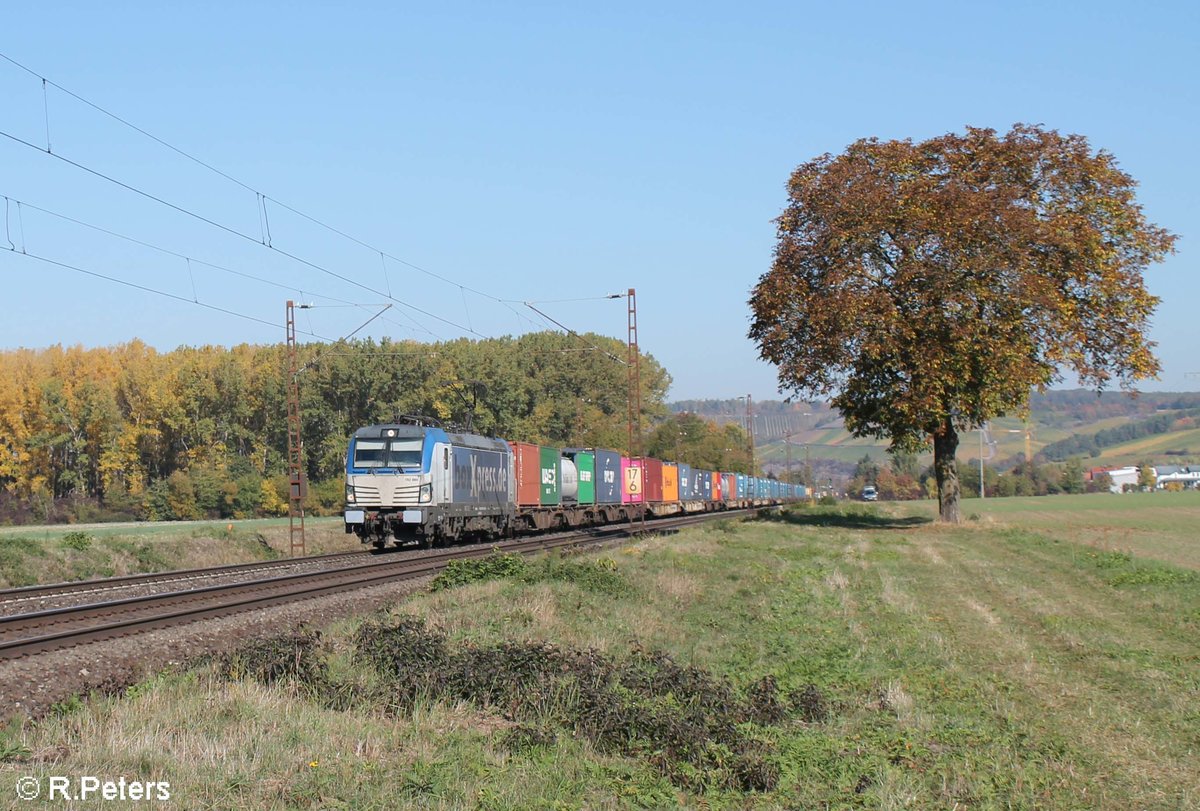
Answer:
[{"left": 0, "top": 332, "right": 691, "bottom": 524}]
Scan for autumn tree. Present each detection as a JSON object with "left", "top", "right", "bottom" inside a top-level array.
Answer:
[
  {"left": 749, "top": 124, "right": 1175, "bottom": 522},
  {"left": 1137, "top": 461, "right": 1157, "bottom": 491},
  {"left": 0, "top": 330, "right": 671, "bottom": 523},
  {"left": 646, "top": 412, "right": 751, "bottom": 473}
]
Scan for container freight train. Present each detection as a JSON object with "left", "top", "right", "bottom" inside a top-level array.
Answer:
[{"left": 343, "top": 422, "right": 805, "bottom": 547}]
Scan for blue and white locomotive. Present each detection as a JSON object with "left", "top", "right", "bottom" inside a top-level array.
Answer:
[{"left": 343, "top": 422, "right": 515, "bottom": 546}]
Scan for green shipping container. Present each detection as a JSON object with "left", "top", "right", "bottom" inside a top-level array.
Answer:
[
  {"left": 539, "top": 446, "right": 560, "bottom": 505},
  {"left": 574, "top": 452, "right": 595, "bottom": 504}
]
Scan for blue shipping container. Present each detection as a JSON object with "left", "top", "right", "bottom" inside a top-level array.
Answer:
[
  {"left": 677, "top": 464, "right": 693, "bottom": 501},
  {"left": 594, "top": 449, "right": 622, "bottom": 504}
]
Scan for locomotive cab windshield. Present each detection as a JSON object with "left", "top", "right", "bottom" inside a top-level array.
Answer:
[{"left": 352, "top": 437, "right": 423, "bottom": 470}]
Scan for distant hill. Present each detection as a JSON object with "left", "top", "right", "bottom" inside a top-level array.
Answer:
[{"left": 669, "top": 392, "right": 1200, "bottom": 478}]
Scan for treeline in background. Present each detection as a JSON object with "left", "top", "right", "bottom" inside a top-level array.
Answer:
[
  {"left": 1038, "top": 408, "right": 1200, "bottom": 461},
  {"left": 0, "top": 332, "right": 756, "bottom": 525}
]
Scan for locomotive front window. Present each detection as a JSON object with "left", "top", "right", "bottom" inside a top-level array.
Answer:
[
  {"left": 353, "top": 440, "right": 388, "bottom": 468},
  {"left": 388, "top": 438, "right": 423, "bottom": 467}
]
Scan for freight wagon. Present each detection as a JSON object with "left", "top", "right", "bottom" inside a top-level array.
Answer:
[{"left": 344, "top": 420, "right": 800, "bottom": 547}]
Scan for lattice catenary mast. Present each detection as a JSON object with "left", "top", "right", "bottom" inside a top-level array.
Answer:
[
  {"left": 626, "top": 288, "right": 645, "bottom": 525},
  {"left": 285, "top": 300, "right": 307, "bottom": 556},
  {"left": 745, "top": 394, "right": 755, "bottom": 476}
]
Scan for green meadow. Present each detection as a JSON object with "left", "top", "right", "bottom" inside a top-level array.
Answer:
[{"left": 2, "top": 494, "right": 1197, "bottom": 809}]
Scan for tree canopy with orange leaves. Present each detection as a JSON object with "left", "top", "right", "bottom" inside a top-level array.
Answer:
[{"left": 749, "top": 124, "right": 1176, "bottom": 522}]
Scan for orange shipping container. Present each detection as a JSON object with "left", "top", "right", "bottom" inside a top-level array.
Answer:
[
  {"left": 511, "top": 442, "right": 542, "bottom": 506},
  {"left": 662, "top": 464, "right": 679, "bottom": 502}
]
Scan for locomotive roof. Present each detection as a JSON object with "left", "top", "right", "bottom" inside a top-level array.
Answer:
[{"left": 352, "top": 424, "right": 508, "bottom": 452}]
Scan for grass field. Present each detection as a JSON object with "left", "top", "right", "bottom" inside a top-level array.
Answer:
[
  {"left": 2, "top": 497, "right": 1198, "bottom": 808},
  {"left": 896, "top": 491, "right": 1200, "bottom": 571}
]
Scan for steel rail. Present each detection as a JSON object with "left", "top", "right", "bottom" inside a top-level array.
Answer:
[
  {"left": 0, "top": 520, "right": 637, "bottom": 607},
  {"left": 0, "top": 549, "right": 378, "bottom": 604},
  {"left": 0, "top": 509, "right": 762, "bottom": 660}
]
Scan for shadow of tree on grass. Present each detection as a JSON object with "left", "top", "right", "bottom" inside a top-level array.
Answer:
[{"left": 757, "top": 508, "right": 933, "bottom": 530}]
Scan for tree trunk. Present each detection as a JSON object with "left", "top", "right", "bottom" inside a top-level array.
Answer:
[{"left": 933, "top": 415, "right": 961, "bottom": 523}]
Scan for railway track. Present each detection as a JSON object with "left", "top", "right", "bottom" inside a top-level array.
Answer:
[
  {"left": 0, "top": 549, "right": 380, "bottom": 610},
  {"left": 0, "top": 509, "right": 760, "bottom": 661}
]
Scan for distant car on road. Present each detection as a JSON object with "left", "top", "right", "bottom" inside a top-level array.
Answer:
[{"left": 861, "top": 485, "right": 878, "bottom": 501}]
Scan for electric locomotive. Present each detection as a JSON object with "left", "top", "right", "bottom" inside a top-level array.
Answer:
[{"left": 343, "top": 420, "right": 514, "bottom": 546}]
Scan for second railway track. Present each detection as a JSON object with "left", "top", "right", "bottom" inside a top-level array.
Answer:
[
  {"left": 0, "top": 548, "right": 382, "bottom": 611},
  {"left": 0, "top": 509, "right": 761, "bottom": 661}
]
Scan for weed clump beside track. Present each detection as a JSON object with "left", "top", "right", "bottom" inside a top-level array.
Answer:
[
  {"left": 222, "top": 616, "right": 828, "bottom": 794},
  {"left": 217, "top": 631, "right": 327, "bottom": 687},
  {"left": 431, "top": 550, "right": 630, "bottom": 595},
  {"left": 352, "top": 617, "right": 830, "bottom": 792}
]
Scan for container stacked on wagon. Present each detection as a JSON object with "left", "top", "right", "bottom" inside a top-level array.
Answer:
[{"left": 343, "top": 421, "right": 806, "bottom": 547}]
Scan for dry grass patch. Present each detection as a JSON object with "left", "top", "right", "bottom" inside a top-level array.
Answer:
[
  {"left": 878, "top": 573, "right": 915, "bottom": 613},
  {"left": 651, "top": 570, "right": 700, "bottom": 605},
  {"left": 823, "top": 569, "right": 850, "bottom": 591},
  {"left": 963, "top": 598, "right": 1001, "bottom": 627}
]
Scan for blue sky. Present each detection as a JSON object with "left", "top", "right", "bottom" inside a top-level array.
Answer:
[{"left": 2, "top": 1, "right": 1196, "bottom": 401}]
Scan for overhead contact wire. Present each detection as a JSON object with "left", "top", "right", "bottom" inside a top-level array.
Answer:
[
  {"left": 524, "top": 302, "right": 626, "bottom": 365},
  {"left": 3, "top": 192, "right": 403, "bottom": 342},
  {"left": 2, "top": 248, "right": 332, "bottom": 340},
  {"left": 0, "top": 128, "right": 479, "bottom": 337},
  {"left": 0, "top": 52, "right": 258, "bottom": 194},
  {"left": 0, "top": 51, "right": 511, "bottom": 306},
  {"left": 6, "top": 194, "right": 380, "bottom": 312},
  {"left": 3, "top": 197, "right": 13, "bottom": 251},
  {"left": 41, "top": 78, "right": 51, "bottom": 153}
]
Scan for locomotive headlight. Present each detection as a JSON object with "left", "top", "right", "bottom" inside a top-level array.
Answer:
[
  {"left": 345, "top": 484, "right": 356, "bottom": 503},
  {"left": 418, "top": 483, "right": 432, "bottom": 503}
]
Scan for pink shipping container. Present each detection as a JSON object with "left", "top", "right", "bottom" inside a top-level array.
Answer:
[{"left": 620, "top": 457, "right": 644, "bottom": 504}]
